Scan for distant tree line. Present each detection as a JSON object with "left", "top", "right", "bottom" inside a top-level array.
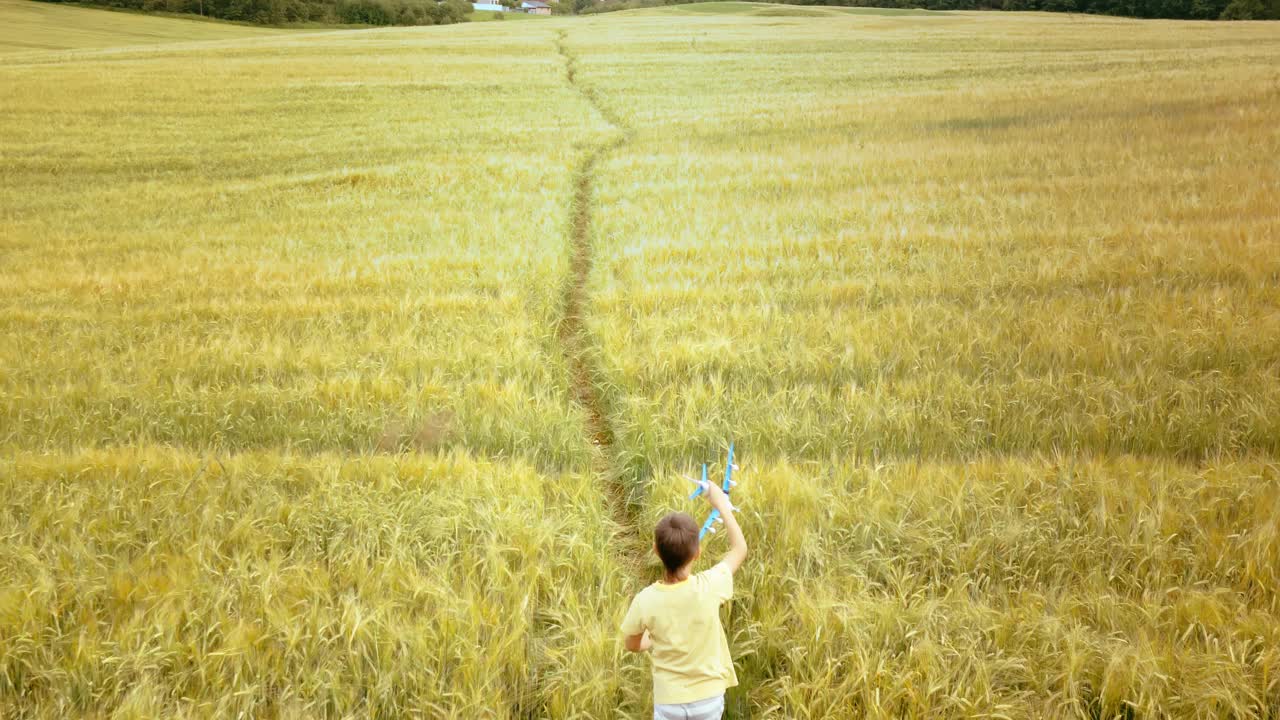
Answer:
[
  {"left": 575, "top": 0, "right": 1277, "bottom": 19},
  {"left": 35, "top": 0, "right": 472, "bottom": 25},
  {"left": 1001, "top": 0, "right": 1274, "bottom": 19},
  {"left": 35, "top": 0, "right": 1278, "bottom": 26}
]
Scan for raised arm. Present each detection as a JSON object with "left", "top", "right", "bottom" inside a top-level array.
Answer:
[{"left": 705, "top": 482, "right": 747, "bottom": 573}]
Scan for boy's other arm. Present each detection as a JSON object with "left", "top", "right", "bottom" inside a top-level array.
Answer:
[
  {"left": 624, "top": 630, "right": 652, "bottom": 653},
  {"left": 620, "top": 598, "right": 649, "bottom": 653},
  {"left": 706, "top": 483, "right": 748, "bottom": 574}
]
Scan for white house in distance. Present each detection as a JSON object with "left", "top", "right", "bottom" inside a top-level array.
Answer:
[{"left": 471, "top": 0, "right": 551, "bottom": 11}]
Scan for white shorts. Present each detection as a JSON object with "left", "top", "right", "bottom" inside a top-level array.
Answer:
[{"left": 654, "top": 693, "right": 725, "bottom": 720}]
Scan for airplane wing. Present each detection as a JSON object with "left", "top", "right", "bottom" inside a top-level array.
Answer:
[
  {"left": 699, "top": 508, "right": 720, "bottom": 540},
  {"left": 688, "top": 463, "right": 709, "bottom": 500},
  {"left": 722, "top": 442, "right": 735, "bottom": 492}
]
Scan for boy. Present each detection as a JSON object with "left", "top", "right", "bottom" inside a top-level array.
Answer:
[{"left": 621, "top": 480, "right": 748, "bottom": 720}]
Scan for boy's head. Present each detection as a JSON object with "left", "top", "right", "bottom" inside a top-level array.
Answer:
[{"left": 654, "top": 512, "right": 700, "bottom": 573}]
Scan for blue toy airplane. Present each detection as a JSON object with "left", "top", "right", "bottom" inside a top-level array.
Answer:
[{"left": 687, "top": 443, "right": 739, "bottom": 540}]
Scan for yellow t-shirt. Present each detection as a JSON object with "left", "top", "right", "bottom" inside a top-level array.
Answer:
[{"left": 620, "top": 562, "right": 739, "bottom": 705}]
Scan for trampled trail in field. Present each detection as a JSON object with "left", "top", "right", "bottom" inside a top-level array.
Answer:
[{"left": 553, "top": 30, "right": 639, "bottom": 541}]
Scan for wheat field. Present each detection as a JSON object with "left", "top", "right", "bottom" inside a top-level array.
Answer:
[
  {"left": 1, "top": 1, "right": 1278, "bottom": 717},
  {"left": 578, "top": 7, "right": 1280, "bottom": 716}
]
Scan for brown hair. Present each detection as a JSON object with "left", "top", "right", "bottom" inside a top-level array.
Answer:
[{"left": 654, "top": 512, "right": 699, "bottom": 573}]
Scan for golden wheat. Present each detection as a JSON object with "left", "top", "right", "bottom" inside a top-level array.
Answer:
[{"left": 2, "top": 2, "right": 1278, "bottom": 717}]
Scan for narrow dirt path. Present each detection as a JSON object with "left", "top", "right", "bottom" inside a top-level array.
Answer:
[{"left": 552, "top": 30, "right": 640, "bottom": 540}]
